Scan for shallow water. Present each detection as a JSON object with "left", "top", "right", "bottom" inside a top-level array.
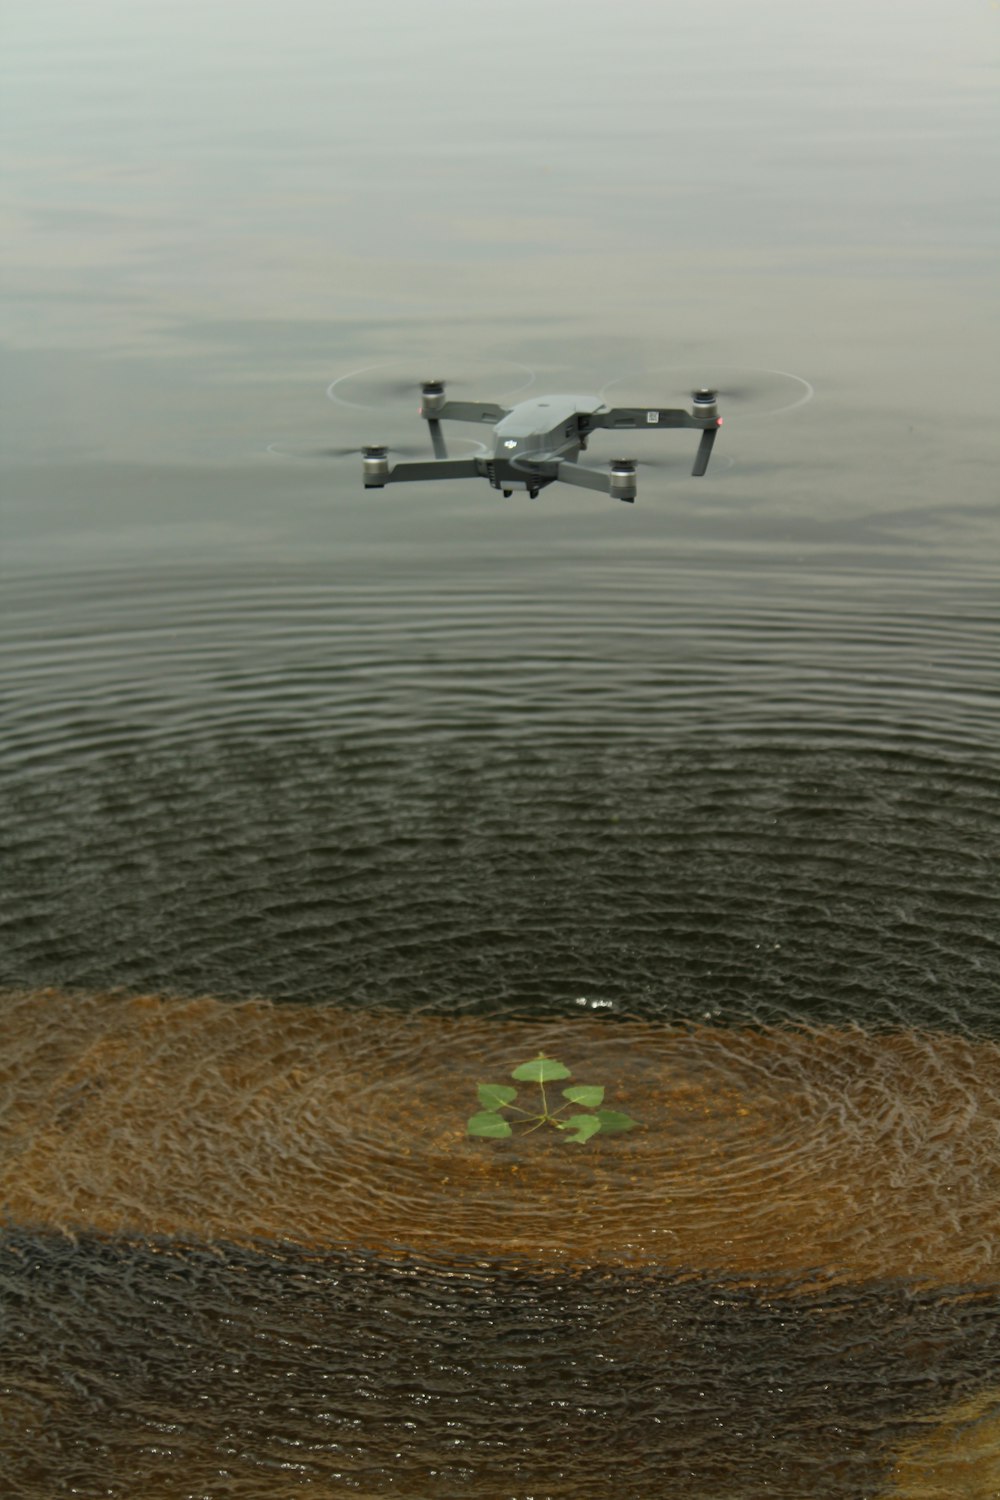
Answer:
[
  {"left": 5, "top": 989, "right": 1000, "bottom": 1287},
  {"left": 3, "top": 993, "right": 1000, "bottom": 1500},
  {"left": 2, "top": 1, "right": 1000, "bottom": 1495}
]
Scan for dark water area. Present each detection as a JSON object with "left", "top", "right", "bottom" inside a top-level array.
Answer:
[
  {"left": 4, "top": 1230, "right": 998, "bottom": 1500},
  {"left": 4, "top": 730, "right": 1000, "bottom": 1031},
  {"left": 2, "top": 1, "right": 1000, "bottom": 1495}
]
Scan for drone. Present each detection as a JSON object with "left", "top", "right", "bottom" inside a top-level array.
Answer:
[{"left": 358, "top": 381, "right": 723, "bottom": 504}]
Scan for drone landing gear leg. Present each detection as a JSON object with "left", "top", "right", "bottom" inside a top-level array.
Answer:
[
  {"left": 691, "top": 426, "right": 718, "bottom": 477},
  {"left": 427, "top": 419, "right": 448, "bottom": 460}
]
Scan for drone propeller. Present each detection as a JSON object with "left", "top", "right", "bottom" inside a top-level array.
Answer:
[
  {"left": 361, "top": 377, "right": 442, "bottom": 400},
  {"left": 267, "top": 440, "right": 428, "bottom": 461},
  {"left": 319, "top": 442, "right": 428, "bottom": 459},
  {"left": 599, "top": 365, "right": 813, "bottom": 419},
  {"left": 626, "top": 454, "right": 686, "bottom": 472},
  {"left": 327, "top": 358, "right": 536, "bottom": 412}
]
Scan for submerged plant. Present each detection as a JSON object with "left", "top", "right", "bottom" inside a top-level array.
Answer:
[{"left": 467, "top": 1053, "right": 638, "bottom": 1143}]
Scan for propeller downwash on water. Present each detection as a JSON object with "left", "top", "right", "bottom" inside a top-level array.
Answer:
[{"left": 273, "top": 362, "right": 811, "bottom": 504}]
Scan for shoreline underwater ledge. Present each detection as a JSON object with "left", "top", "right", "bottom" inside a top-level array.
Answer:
[{"left": 2, "top": 986, "right": 997, "bottom": 1290}]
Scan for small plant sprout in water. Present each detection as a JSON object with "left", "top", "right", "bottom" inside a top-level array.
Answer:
[{"left": 467, "top": 1053, "right": 639, "bottom": 1143}]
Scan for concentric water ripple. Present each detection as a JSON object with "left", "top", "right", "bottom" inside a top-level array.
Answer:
[
  {"left": 4, "top": 989, "right": 998, "bottom": 1288},
  {"left": 2, "top": 556, "right": 999, "bottom": 1498},
  {"left": 2, "top": 730, "right": 998, "bottom": 1029},
  {"left": 3, "top": 561, "right": 999, "bottom": 770},
  {"left": 2, "top": 559, "right": 998, "bottom": 1031}
]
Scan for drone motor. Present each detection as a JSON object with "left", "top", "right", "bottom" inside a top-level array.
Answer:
[
  {"left": 691, "top": 388, "right": 719, "bottom": 419},
  {"left": 609, "top": 459, "right": 637, "bottom": 505},
  {"left": 419, "top": 379, "right": 447, "bottom": 417},
  {"left": 362, "top": 444, "right": 389, "bottom": 485}
]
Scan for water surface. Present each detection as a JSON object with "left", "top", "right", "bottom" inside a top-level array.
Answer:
[{"left": 2, "top": 1, "right": 999, "bottom": 1495}]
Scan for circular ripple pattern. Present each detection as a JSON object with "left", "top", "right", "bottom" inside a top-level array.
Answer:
[
  {"left": 5, "top": 562, "right": 999, "bottom": 770},
  {"left": 2, "top": 561, "right": 999, "bottom": 1033},
  {"left": 2, "top": 555, "right": 999, "bottom": 1499},
  {"left": 1, "top": 736, "right": 998, "bottom": 1031},
  {"left": 3, "top": 989, "right": 998, "bottom": 1288}
]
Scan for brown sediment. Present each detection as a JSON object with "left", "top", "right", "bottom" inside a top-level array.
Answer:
[
  {"left": 1, "top": 987, "right": 998, "bottom": 1288},
  {"left": 876, "top": 1388, "right": 1000, "bottom": 1498}
]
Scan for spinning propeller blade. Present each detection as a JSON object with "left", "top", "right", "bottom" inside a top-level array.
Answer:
[
  {"left": 599, "top": 365, "right": 813, "bottom": 420},
  {"left": 328, "top": 359, "right": 536, "bottom": 412},
  {"left": 269, "top": 440, "right": 428, "bottom": 461},
  {"left": 314, "top": 442, "right": 428, "bottom": 459}
]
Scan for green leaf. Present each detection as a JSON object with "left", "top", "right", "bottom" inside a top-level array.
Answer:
[
  {"left": 477, "top": 1083, "right": 517, "bottom": 1109},
  {"left": 511, "top": 1055, "right": 571, "bottom": 1083},
  {"left": 563, "top": 1113, "right": 602, "bottom": 1143},
  {"left": 562, "top": 1084, "right": 604, "bottom": 1108},
  {"left": 595, "top": 1110, "right": 638, "bottom": 1133},
  {"left": 467, "top": 1111, "right": 513, "bottom": 1138}
]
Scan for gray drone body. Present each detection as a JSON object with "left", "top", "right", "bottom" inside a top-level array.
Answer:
[{"left": 361, "top": 381, "right": 722, "bottom": 503}]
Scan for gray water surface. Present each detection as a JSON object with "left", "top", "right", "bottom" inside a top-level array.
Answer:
[{"left": 2, "top": 2, "right": 999, "bottom": 1496}]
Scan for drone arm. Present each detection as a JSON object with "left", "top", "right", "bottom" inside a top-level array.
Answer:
[
  {"left": 582, "top": 407, "right": 721, "bottom": 476},
  {"left": 364, "top": 456, "right": 482, "bottom": 488},
  {"left": 553, "top": 458, "right": 638, "bottom": 503},
  {"left": 431, "top": 400, "right": 511, "bottom": 425},
  {"left": 552, "top": 460, "right": 613, "bottom": 495},
  {"left": 583, "top": 406, "right": 695, "bottom": 431}
]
